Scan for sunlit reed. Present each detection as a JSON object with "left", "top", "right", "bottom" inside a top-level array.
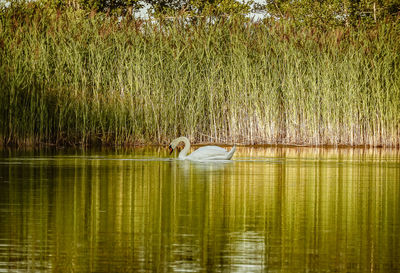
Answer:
[{"left": 1, "top": 8, "right": 399, "bottom": 146}]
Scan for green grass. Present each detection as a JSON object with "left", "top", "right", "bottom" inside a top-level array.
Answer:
[{"left": 1, "top": 7, "right": 399, "bottom": 147}]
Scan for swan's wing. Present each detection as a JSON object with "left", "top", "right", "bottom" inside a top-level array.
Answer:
[{"left": 187, "top": 146, "right": 231, "bottom": 160}]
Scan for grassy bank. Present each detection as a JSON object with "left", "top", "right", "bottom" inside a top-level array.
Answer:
[{"left": 1, "top": 7, "right": 399, "bottom": 147}]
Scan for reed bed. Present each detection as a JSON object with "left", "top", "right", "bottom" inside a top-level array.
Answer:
[{"left": 1, "top": 8, "right": 399, "bottom": 146}]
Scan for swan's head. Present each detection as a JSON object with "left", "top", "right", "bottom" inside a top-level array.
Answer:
[
  {"left": 169, "top": 137, "right": 189, "bottom": 156},
  {"left": 168, "top": 138, "right": 182, "bottom": 154},
  {"left": 168, "top": 139, "right": 178, "bottom": 154},
  {"left": 168, "top": 144, "right": 174, "bottom": 154}
]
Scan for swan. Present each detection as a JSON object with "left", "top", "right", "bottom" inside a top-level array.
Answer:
[{"left": 168, "top": 137, "right": 236, "bottom": 160}]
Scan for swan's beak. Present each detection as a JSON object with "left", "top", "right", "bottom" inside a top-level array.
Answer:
[{"left": 168, "top": 145, "right": 174, "bottom": 155}]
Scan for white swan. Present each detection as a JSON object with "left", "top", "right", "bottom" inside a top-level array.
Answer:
[{"left": 168, "top": 137, "right": 236, "bottom": 160}]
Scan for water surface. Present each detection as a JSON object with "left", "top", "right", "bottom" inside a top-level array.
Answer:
[{"left": 0, "top": 147, "right": 399, "bottom": 272}]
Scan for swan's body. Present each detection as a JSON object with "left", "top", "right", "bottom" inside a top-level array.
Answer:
[{"left": 169, "top": 137, "right": 236, "bottom": 160}]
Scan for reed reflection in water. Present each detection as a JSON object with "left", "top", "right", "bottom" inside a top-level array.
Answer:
[{"left": 0, "top": 147, "right": 399, "bottom": 272}]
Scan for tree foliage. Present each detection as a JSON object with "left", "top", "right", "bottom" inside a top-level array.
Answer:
[
  {"left": 7, "top": 0, "right": 250, "bottom": 16},
  {"left": 39, "top": 0, "right": 143, "bottom": 14},
  {"left": 145, "top": 0, "right": 250, "bottom": 16},
  {"left": 256, "top": 0, "right": 400, "bottom": 26},
  {"left": 4, "top": 0, "right": 400, "bottom": 26}
]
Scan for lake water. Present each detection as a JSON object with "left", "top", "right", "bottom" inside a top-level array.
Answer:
[{"left": 0, "top": 147, "right": 399, "bottom": 272}]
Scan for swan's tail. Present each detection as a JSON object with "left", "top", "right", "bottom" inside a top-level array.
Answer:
[{"left": 226, "top": 145, "right": 236, "bottom": 160}]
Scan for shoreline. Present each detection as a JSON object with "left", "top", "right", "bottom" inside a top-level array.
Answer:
[{"left": 1, "top": 141, "right": 399, "bottom": 150}]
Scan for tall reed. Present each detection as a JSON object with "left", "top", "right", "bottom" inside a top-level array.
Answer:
[{"left": 1, "top": 7, "right": 399, "bottom": 146}]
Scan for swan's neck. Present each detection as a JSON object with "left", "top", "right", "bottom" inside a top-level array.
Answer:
[{"left": 177, "top": 137, "right": 190, "bottom": 159}]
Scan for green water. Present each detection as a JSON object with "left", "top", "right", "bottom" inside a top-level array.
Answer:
[{"left": 0, "top": 147, "right": 399, "bottom": 272}]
